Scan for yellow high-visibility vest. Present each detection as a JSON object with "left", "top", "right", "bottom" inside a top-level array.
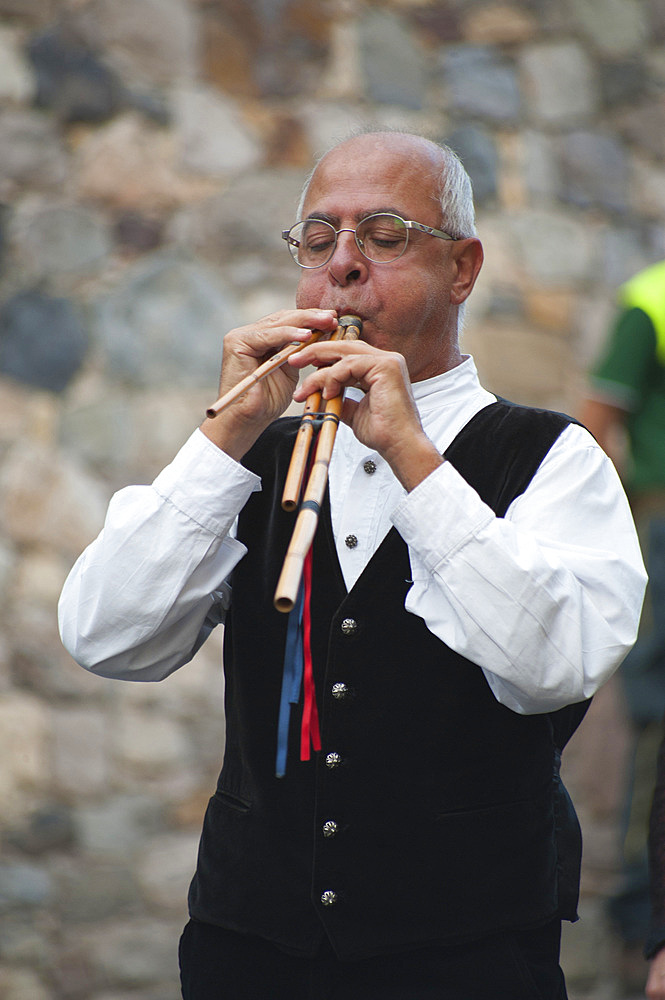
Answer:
[{"left": 619, "top": 260, "right": 665, "bottom": 365}]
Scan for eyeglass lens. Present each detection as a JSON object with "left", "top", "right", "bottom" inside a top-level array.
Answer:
[{"left": 288, "top": 214, "right": 409, "bottom": 267}]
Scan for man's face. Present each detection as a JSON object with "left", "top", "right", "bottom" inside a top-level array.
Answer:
[{"left": 295, "top": 134, "right": 473, "bottom": 381}]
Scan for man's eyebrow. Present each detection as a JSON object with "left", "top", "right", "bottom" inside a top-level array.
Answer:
[
  {"left": 366, "top": 206, "right": 408, "bottom": 219},
  {"left": 303, "top": 211, "right": 338, "bottom": 224},
  {"left": 303, "top": 207, "right": 408, "bottom": 224}
]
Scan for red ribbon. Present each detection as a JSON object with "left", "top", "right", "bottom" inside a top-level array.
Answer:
[{"left": 300, "top": 545, "right": 321, "bottom": 761}]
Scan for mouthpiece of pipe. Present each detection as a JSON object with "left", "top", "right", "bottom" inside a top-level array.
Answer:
[{"left": 337, "top": 314, "right": 363, "bottom": 333}]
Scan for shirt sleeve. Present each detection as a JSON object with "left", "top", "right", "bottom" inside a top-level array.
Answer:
[
  {"left": 589, "top": 306, "right": 657, "bottom": 410},
  {"left": 391, "top": 423, "right": 647, "bottom": 714},
  {"left": 58, "top": 429, "right": 261, "bottom": 681}
]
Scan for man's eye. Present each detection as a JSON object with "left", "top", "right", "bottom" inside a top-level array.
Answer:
[
  {"left": 302, "top": 223, "right": 334, "bottom": 253},
  {"left": 306, "top": 237, "right": 335, "bottom": 254},
  {"left": 368, "top": 234, "right": 402, "bottom": 248},
  {"left": 364, "top": 228, "right": 405, "bottom": 249}
]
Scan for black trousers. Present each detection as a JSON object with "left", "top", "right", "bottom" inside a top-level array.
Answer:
[{"left": 179, "top": 917, "right": 568, "bottom": 1000}]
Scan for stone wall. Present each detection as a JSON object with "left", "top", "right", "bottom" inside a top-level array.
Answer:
[{"left": 0, "top": 0, "right": 663, "bottom": 996}]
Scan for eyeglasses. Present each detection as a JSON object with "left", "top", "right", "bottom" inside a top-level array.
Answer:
[{"left": 281, "top": 212, "right": 458, "bottom": 269}]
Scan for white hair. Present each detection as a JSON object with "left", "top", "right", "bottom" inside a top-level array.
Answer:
[{"left": 295, "top": 128, "right": 477, "bottom": 239}]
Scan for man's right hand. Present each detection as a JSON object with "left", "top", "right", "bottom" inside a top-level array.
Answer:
[{"left": 200, "top": 308, "right": 338, "bottom": 460}]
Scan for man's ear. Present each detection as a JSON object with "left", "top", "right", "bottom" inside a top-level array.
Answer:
[{"left": 450, "top": 238, "right": 484, "bottom": 305}]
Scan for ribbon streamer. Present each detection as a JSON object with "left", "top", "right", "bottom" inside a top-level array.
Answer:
[
  {"left": 275, "top": 581, "right": 305, "bottom": 778},
  {"left": 300, "top": 546, "right": 321, "bottom": 761},
  {"left": 274, "top": 546, "right": 321, "bottom": 776}
]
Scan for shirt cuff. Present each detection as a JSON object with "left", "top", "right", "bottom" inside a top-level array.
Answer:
[
  {"left": 391, "top": 461, "right": 493, "bottom": 573},
  {"left": 152, "top": 428, "right": 261, "bottom": 538}
]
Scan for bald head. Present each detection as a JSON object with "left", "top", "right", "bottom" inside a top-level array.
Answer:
[{"left": 323, "top": 132, "right": 447, "bottom": 174}]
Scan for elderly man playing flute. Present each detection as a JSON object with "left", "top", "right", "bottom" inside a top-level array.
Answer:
[{"left": 59, "top": 130, "right": 646, "bottom": 999}]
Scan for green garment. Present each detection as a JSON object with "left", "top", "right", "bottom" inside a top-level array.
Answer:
[{"left": 591, "top": 305, "right": 665, "bottom": 493}]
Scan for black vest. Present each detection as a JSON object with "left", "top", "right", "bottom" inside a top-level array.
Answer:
[{"left": 187, "top": 401, "right": 589, "bottom": 960}]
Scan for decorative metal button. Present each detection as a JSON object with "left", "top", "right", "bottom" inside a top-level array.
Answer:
[
  {"left": 323, "top": 820, "right": 338, "bottom": 838},
  {"left": 363, "top": 460, "right": 377, "bottom": 475},
  {"left": 340, "top": 618, "right": 358, "bottom": 636},
  {"left": 325, "top": 752, "right": 342, "bottom": 769},
  {"left": 344, "top": 534, "right": 358, "bottom": 549},
  {"left": 321, "top": 890, "right": 337, "bottom": 906},
  {"left": 332, "top": 682, "right": 349, "bottom": 700}
]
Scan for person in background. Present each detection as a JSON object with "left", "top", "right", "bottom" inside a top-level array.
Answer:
[
  {"left": 580, "top": 259, "right": 665, "bottom": 996},
  {"left": 59, "top": 131, "right": 646, "bottom": 1000}
]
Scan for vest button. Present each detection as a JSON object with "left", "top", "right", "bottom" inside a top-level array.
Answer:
[
  {"left": 332, "top": 682, "right": 349, "bottom": 700},
  {"left": 321, "top": 890, "right": 337, "bottom": 906},
  {"left": 325, "top": 752, "right": 342, "bottom": 769},
  {"left": 363, "top": 460, "right": 377, "bottom": 475},
  {"left": 344, "top": 534, "right": 358, "bottom": 549},
  {"left": 322, "top": 820, "right": 338, "bottom": 838},
  {"left": 340, "top": 618, "right": 358, "bottom": 636}
]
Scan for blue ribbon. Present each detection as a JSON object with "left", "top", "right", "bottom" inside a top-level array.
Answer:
[{"left": 275, "top": 582, "right": 305, "bottom": 778}]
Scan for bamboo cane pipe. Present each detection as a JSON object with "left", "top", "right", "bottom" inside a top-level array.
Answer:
[
  {"left": 274, "top": 316, "right": 363, "bottom": 612},
  {"left": 281, "top": 315, "right": 361, "bottom": 511}
]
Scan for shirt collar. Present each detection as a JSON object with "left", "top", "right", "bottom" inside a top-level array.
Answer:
[{"left": 411, "top": 355, "right": 483, "bottom": 410}]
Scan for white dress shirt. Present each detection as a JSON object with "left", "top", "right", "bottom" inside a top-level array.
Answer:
[{"left": 58, "top": 356, "right": 646, "bottom": 714}]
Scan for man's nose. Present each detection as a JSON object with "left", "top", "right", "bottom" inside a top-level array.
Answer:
[{"left": 327, "top": 229, "right": 369, "bottom": 286}]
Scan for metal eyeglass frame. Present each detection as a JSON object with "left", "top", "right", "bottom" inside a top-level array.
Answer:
[{"left": 281, "top": 212, "right": 459, "bottom": 268}]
